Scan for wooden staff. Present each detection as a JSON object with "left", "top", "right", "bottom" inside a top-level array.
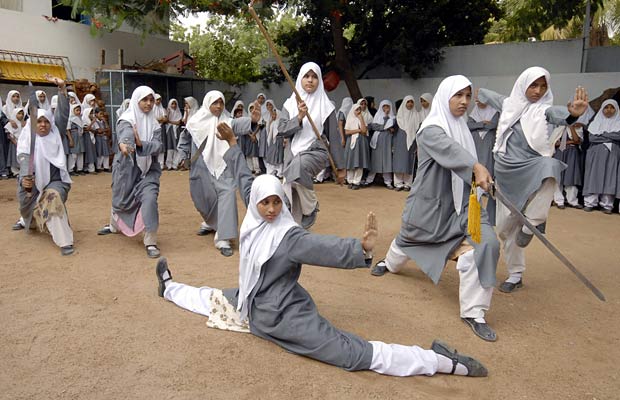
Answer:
[{"left": 247, "top": 0, "right": 344, "bottom": 184}]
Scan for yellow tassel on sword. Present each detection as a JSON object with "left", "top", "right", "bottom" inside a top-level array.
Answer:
[{"left": 467, "top": 179, "right": 481, "bottom": 244}]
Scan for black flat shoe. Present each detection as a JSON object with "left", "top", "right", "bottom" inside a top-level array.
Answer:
[
  {"left": 156, "top": 257, "right": 173, "bottom": 297},
  {"left": 61, "top": 245, "right": 74, "bottom": 256},
  {"left": 97, "top": 225, "right": 114, "bottom": 235},
  {"left": 515, "top": 222, "right": 546, "bottom": 248},
  {"left": 197, "top": 226, "right": 215, "bottom": 236},
  {"left": 371, "top": 260, "right": 388, "bottom": 277},
  {"left": 146, "top": 245, "right": 161, "bottom": 258},
  {"left": 12, "top": 221, "right": 25, "bottom": 231},
  {"left": 461, "top": 318, "right": 497, "bottom": 342},
  {"left": 498, "top": 279, "right": 523, "bottom": 293},
  {"left": 431, "top": 340, "right": 488, "bottom": 377},
  {"left": 220, "top": 247, "right": 233, "bottom": 257},
  {"left": 301, "top": 203, "right": 320, "bottom": 230}
]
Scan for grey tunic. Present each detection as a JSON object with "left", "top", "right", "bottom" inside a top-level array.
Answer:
[
  {"left": 552, "top": 128, "right": 583, "bottom": 187},
  {"left": 82, "top": 130, "right": 97, "bottom": 166},
  {"left": 111, "top": 120, "right": 162, "bottom": 232},
  {"left": 368, "top": 119, "right": 395, "bottom": 174},
  {"left": 467, "top": 113, "right": 499, "bottom": 225},
  {"left": 177, "top": 117, "right": 253, "bottom": 241},
  {"left": 344, "top": 133, "right": 371, "bottom": 170},
  {"left": 395, "top": 125, "right": 500, "bottom": 289},
  {"left": 392, "top": 128, "right": 413, "bottom": 174},
  {"left": 277, "top": 109, "right": 329, "bottom": 190},
  {"left": 95, "top": 121, "right": 111, "bottom": 157},
  {"left": 222, "top": 145, "right": 373, "bottom": 371},
  {"left": 583, "top": 131, "right": 620, "bottom": 196},
  {"left": 478, "top": 88, "right": 571, "bottom": 211},
  {"left": 68, "top": 123, "right": 84, "bottom": 154},
  {"left": 258, "top": 124, "right": 267, "bottom": 158},
  {"left": 326, "top": 111, "right": 345, "bottom": 169},
  {"left": 163, "top": 124, "right": 178, "bottom": 151},
  {"left": 264, "top": 134, "right": 284, "bottom": 165}
]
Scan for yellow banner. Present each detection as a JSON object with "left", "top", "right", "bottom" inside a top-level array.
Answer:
[{"left": 0, "top": 60, "right": 67, "bottom": 83}]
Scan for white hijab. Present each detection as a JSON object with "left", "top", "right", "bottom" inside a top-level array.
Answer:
[
  {"left": 68, "top": 92, "right": 80, "bottom": 105},
  {"left": 419, "top": 75, "right": 477, "bottom": 215},
  {"left": 237, "top": 174, "right": 298, "bottom": 321},
  {"left": 282, "top": 62, "right": 335, "bottom": 156},
  {"left": 167, "top": 99, "right": 182, "bottom": 123},
  {"left": 265, "top": 100, "right": 280, "bottom": 145},
  {"left": 338, "top": 97, "right": 354, "bottom": 119},
  {"left": 68, "top": 104, "right": 83, "bottom": 131},
  {"left": 183, "top": 96, "right": 199, "bottom": 122},
  {"left": 345, "top": 99, "right": 373, "bottom": 149},
  {"left": 4, "top": 90, "right": 22, "bottom": 117},
  {"left": 370, "top": 99, "right": 395, "bottom": 149},
  {"left": 4, "top": 107, "right": 24, "bottom": 139},
  {"left": 418, "top": 93, "right": 433, "bottom": 120},
  {"left": 469, "top": 103, "right": 499, "bottom": 140},
  {"left": 257, "top": 93, "right": 269, "bottom": 122},
  {"left": 81, "top": 93, "right": 96, "bottom": 110},
  {"left": 16, "top": 108, "right": 72, "bottom": 196},
  {"left": 36, "top": 91, "right": 51, "bottom": 111},
  {"left": 186, "top": 90, "right": 232, "bottom": 179},
  {"left": 589, "top": 100, "right": 620, "bottom": 151},
  {"left": 152, "top": 94, "right": 167, "bottom": 121},
  {"left": 118, "top": 86, "right": 158, "bottom": 176},
  {"left": 494, "top": 66, "right": 554, "bottom": 156},
  {"left": 50, "top": 95, "right": 58, "bottom": 111},
  {"left": 116, "top": 98, "right": 130, "bottom": 118},
  {"left": 232, "top": 100, "right": 248, "bottom": 118},
  {"left": 397, "top": 95, "right": 422, "bottom": 149}
]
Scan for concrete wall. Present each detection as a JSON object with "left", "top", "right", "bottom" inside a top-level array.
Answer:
[{"left": 0, "top": 4, "right": 187, "bottom": 81}]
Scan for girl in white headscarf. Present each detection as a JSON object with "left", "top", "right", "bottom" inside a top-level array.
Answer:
[
  {"left": 67, "top": 91, "right": 80, "bottom": 106},
  {"left": 157, "top": 137, "right": 489, "bottom": 378},
  {"left": 418, "top": 93, "right": 433, "bottom": 121},
  {"left": 173, "top": 96, "right": 199, "bottom": 170},
  {"left": 278, "top": 62, "right": 335, "bottom": 228},
  {"left": 337, "top": 97, "right": 354, "bottom": 147},
  {"left": 183, "top": 90, "right": 259, "bottom": 256},
  {"left": 16, "top": 104, "right": 74, "bottom": 255},
  {"left": 477, "top": 66, "right": 589, "bottom": 293},
  {"left": 393, "top": 95, "right": 421, "bottom": 190},
  {"left": 264, "top": 99, "right": 284, "bottom": 177},
  {"left": 364, "top": 99, "right": 396, "bottom": 189},
  {"left": 152, "top": 94, "right": 167, "bottom": 168},
  {"left": 4, "top": 90, "right": 22, "bottom": 117},
  {"left": 372, "top": 75, "right": 500, "bottom": 343},
  {"left": 467, "top": 93, "right": 500, "bottom": 225},
  {"left": 97, "top": 86, "right": 164, "bottom": 259},
  {"left": 164, "top": 99, "right": 182, "bottom": 170},
  {"left": 81, "top": 107, "right": 97, "bottom": 173},
  {"left": 66, "top": 103, "right": 85, "bottom": 174},
  {"left": 582, "top": 99, "right": 620, "bottom": 213},
  {"left": 81, "top": 93, "right": 96, "bottom": 110},
  {"left": 36, "top": 90, "right": 51, "bottom": 111},
  {"left": 344, "top": 98, "right": 371, "bottom": 189},
  {"left": 5, "top": 107, "right": 25, "bottom": 176},
  {"left": 93, "top": 108, "right": 112, "bottom": 172},
  {"left": 245, "top": 102, "right": 261, "bottom": 174}
]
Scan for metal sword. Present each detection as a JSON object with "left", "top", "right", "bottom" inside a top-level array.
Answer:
[{"left": 492, "top": 183, "right": 606, "bottom": 302}]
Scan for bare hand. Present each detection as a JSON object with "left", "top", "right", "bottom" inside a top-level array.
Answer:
[
  {"left": 216, "top": 122, "right": 237, "bottom": 146},
  {"left": 354, "top": 108, "right": 361, "bottom": 117},
  {"left": 10, "top": 121, "right": 17, "bottom": 129},
  {"left": 361, "top": 212, "right": 378, "bottom": 253},
  {"left": 297, "top": 101, "right": 308, "bottom": 121},
  {"left": 473, "top": 162, "right": 493, "bottom": 192},
  {"left": 22, "top": 175, "right": 34, "bottom": 190},
  {"left": 132, "top": 125, "right": 143, "bottom": 147},
  {"left": 568, "top": 86, "right": 589, "bottom": 117},
  {"left": 119, "top": 142, "right": 134, "bottom": 156},
  {"left": 250, "top": 133, "right": 258, "bottom": 143},
  {"left": 44, "top": 74, "right": 65, "bottom": 88}
]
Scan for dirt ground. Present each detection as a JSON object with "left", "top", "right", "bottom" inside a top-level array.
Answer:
[{"left": 0, "top": 171, "right": 618, "bottom": 400}]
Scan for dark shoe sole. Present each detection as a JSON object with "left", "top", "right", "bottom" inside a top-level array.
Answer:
[
  {"left": 156, "top": 257, "right": 172, "bottom": 297},
  {"left": 97, "top": 226, "right": 113, "bottom": 235},
  {"left": 498, "top": 279, "right": 523, "bottom": 293},
  {"left": 431, "top": 339, "right": 488, "bottom": 377},
  {"left": 220, "top": 247, "right": 233, "bottom": 257},
  {"left": 61, "top": 246, "right": 74, "bottom": 256},
  {"left": 371, "top": 260, "right": 388, "bottom": 277},
  {"left": 146, "top": 246, "right": 161, "bottom": 258}
]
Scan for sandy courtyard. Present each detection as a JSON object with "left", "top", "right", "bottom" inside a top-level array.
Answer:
[{"left": 0, "top": 171, "right": 618, "bottom": 400}]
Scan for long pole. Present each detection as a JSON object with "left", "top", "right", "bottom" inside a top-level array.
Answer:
[
  {"left": 581, "top": 0, "right": 592, "bottom": 73},
  {"left": 247, "top": 0, "right": 342, "bottom": 183}
]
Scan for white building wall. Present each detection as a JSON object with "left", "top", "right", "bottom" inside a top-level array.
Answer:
[{"left": 0, "top": 3, "right": 187, "bottom": 81}]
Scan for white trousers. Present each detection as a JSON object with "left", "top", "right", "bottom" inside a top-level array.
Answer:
[
  {"left": 172, "top": 149, "right": 185, "bottom": 168},
  {"left": 293, "top": 182, "right": 317, "bottom": 216},
  {"left": 158, "top": 153, "right": 165, "bottom": 168},
  {"left": 164, "top": 281, "right": 440, "bottom": 377},
  {"left": 108, "top": 210, "right": 157, "bottom": 246},
  {"left": 553, "top": 184, "right": 578, "bottom": 206},
  {"left": 47, "top": 211, "right": 73, "bottom": 248},
  {"left": 496, "top": 178, "right": 556, "bottom": 280},
  {"left": 384, "top": 240, "right": 492, "bottom": 319},
  {"left": 68, "top": 153, "right": 84, "bottom": 172},
  {"left": 246, "top": 157, "right": 260, "bottom": 172},
  {"left": 365, "top": 172, "right": 392, "bottom": 185},
  {"left": 315, "top": 168, "right": 329, "bottom": 182},
  {"left": 265, "top": 163, "right": 282, "bottom": 177},
  {"left": 393, "top": 173, "right": 412, "bottom": 188},
  {"left": 166, "top": 149, "right": 177, "bottom": 169},
  {"left": 346, "top": 168, "right": 363, "bottom": 185},
  {"left": 584, "top": 194, "right": 614, "bottom": 210},
  {"left": 96, "top": 156, "right": 110, "bottom": 170}
]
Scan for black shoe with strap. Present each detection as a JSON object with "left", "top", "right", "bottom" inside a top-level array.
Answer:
[
  {"left": 431, "top": 339, "right": 488, "bottom": 377},
  {"left": 371, "top": 260, "right": 388, "bottom": 276},
  {"left": 499, "top": 279, "right": 523, "bottom": 293},
  {"left": 461, "top": 318, "right": 497, "bottom": 342},
  {"left": 156, "top": 257, "right": 173, "bottom": 297}
]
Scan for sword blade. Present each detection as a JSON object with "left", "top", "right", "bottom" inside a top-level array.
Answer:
[{"left": 493, "top": 184, "right": 606, "bottom": 302}]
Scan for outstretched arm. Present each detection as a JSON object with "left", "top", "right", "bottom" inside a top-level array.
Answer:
[{"left": 219, "top": 122, "right": 255, "bottom": 207}]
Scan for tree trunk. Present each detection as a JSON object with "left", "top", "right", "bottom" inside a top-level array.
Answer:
[{"left": 328, "top": 13, "right": 363, "bottom": 101}]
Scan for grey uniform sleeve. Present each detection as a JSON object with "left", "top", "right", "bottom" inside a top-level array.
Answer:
[
  {"left": 478, "top": 88, "right": 506, "bottom": 112},
  {"left": 176, "top": 128, "right": 191, "bottom": 153},
  {"left": 467, "top": 117, "right": 485, "bottom": 130},
  {"left": 486, "top": 112, "right": 500, "bottom": 129},
  {"left": 285, "top": 227, "right": 368, "bottom": 269},
  {"left": 418, "top": 125, "right": 477, "bottom": 183},
  {"left": 117, "top": 120, "right": 162, "bottom": 156},
  {"left": 545, "top": 106, "right": 572, "bottom": 126},
  {"left": 231, "top": 117, "right": 254, "bottom": 137},
  {"left": 368, "top": 122, "right": 383, "bottom": 131},
  {"left": 223, "top": 145, "right": 254, "bottom": 207},
  {"left": 277, "top": 109, "right": 302, "bottom": 138},
  {"left": 54, "top": 91, "right": 69, "bottom": 133}
]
